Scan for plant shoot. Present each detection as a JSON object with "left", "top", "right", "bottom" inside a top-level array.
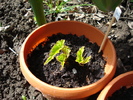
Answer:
[
  {"left": 56, "top": 45, "right": 71, "bottom": 70},
  {"left": 44, "top": 40, "right": 71, "bottom": 70},
  {"left": 44, "top": 39, "right": 65, "bottom": 65},
  {"left": 75, "top": 46, "right": 91, "bottom": 65},
  {"left": 44, "top": 40, "right": 91, "bottom": 70}
]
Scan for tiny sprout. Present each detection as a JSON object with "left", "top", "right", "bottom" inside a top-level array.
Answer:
[
  {"left": 44, "top": 40, "right": 91, "bottom": 70},
  {"left": 75, "top": 46, "right": 91, "bottom": 65},
  {"left": 44, "top": 40, "right": 65, "bottom": 65},
  {"left": 56, "top": 45, "right": 71, "bottom": 70},
  {"left": 44, "top": 40, "right": 71, "bottom": 70},
  {"left": 22, "top": 95, "right": 27, "bottom": 100}
]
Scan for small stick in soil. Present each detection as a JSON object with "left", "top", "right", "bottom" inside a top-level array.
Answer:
[
  {"left": 98, "top": 16, "right": 116, "bottom": 53},
  {"left": 9, "top": 47, "right": 18, "bottom": 56}
]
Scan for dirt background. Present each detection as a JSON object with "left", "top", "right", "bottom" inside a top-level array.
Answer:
[{"left": 0, "top": 0, "right": 133, "bottom": 100}]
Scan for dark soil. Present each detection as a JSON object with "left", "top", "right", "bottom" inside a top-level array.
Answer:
[
  {"left": 27, "top": 33, "right": 105, "bottom": 88},
  {"left": 108, "top": 86, "right": 133, "bottom": 100},
  {"left": 0, "top": 0, "right": 133, "bottom": 99}
]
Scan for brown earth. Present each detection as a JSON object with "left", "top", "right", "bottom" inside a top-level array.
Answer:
[{"left": 0, "top": 0, "right": 133, "bottom": 99}]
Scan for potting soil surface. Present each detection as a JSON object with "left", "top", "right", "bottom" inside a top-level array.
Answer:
[{"left": 27, "top": 33, "right": 105, "bottom": 88}]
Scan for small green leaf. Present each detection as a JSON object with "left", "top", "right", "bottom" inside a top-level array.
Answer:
[
  {"left": 56, "top": 45, "right": 71, "bottom": 70},
  {"left": 22, "top": 95, "right": 27, "bottom": 100},
  {"left": 61, "top": 45, "right": 71, "bottom": 57},
  {"left": 75, "top": 46, "right": 84, "bottom": 64},
  {"left": 44, "top": 40, "right": 65, "bottom": 65},
  {"left": 82, "top": 56, "right": 91, "bottom": 64},
  {"left": 75, "top": 46, "right": 91, "bottom": 65},
  {"left": 56, "top": 53, "right": 66, "bottom": 70}
]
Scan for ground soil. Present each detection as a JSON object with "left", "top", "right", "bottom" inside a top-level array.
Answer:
[{"left": 0, "top": 0, "right": 133, "bottom": 100}]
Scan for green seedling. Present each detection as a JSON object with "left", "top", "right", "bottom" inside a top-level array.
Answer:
[
  {"left": 22, "top": 95, "right": 27, "bottom": 100},
  {"left": 44, "top": 39, "right": 65, "bottom": 65},
  {"left": 56, "top": 45, "right": 71, "bottom": 70},
  {"left": 44, "top": 40, "right": 92, "bottom": 70},
  {"left": 75, "top": 46, "right": 91, "bottom": 65},
  {"left": 44, "top": 39, "right": 71, "bottom": 70}
]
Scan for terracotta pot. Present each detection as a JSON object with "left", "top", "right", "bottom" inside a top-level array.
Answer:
[
  {"left": 19, "top": 21, "right": 116, "bottom": 100},
  {"left": 97, "top": 71, "right": 133, "bottom": 100}
]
